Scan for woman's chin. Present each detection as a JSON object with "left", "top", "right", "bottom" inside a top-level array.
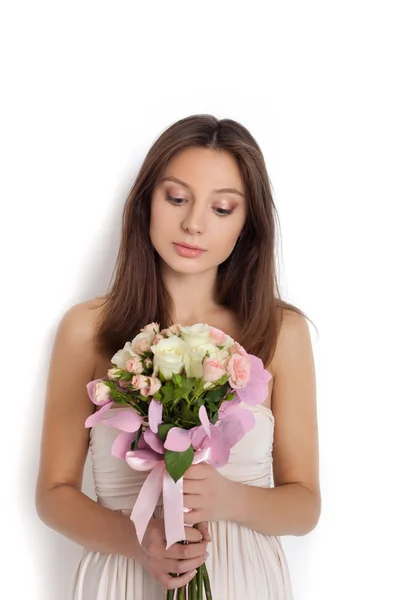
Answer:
[{"left": 159, "top": 254, "right": 214, "bottom": 276}]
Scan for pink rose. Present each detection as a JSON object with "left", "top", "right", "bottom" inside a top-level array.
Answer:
[
  {"left": 209, "top": 327, "right": 227, "bottom": 346},
  {"left": 133, "top": 338, "right": 153, "bottom": 354},
  {"left": 131, "top": 375, "right": 149, "bottom": 390},
  {"left": 227, "top": 353, "right": 251, "bottom": 389},
  {"left": 152, "top": 333, "right": 164, "bottom": 344},
  {"left": 161, "top": 324, "right": 181, "bottom": 337},
  {"left": 131, "top": 375, "right": 161, "bottom": 397},
  {"left": 141, "top": 377, "right": 162, "bottom": 397},
  {"left": 94, "top": 381, "right": 111, "bottom": 403},
  {"left": 231, "top": 341, "right": 248, "bottom": 357},
  {"left": 126, "top": 357, "right": 144, "bottom": 374},
  {"left": 107, "top": 367, "right": 121, "bottom": 379},
  {"left": 203, "top": 357, "right": 227, "bottom": 383},
  {"left": 141, "top": 322, "right": 160, "bottom": 334}
]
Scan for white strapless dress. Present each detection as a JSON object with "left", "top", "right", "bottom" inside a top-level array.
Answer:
[{"left": 69, "top": 404, "right": 293, "bottom": 599}]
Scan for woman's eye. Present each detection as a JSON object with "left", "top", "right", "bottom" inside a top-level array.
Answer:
[
  {"left": 166, "top": 193, "right": 233, "bottom": 216},
  {"left": 166, "top": 194, "right": 186, "bottom": 205},
  {"left": 214, "top": 207, "right": 234, "bottom": 216}
]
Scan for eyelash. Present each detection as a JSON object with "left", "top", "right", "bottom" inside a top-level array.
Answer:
[{"left": 166, "top": 194, "right": 234, "bottom": 217}]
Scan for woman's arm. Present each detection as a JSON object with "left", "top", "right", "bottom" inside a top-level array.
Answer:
[
  {"left": 229, "top": 311, "right": 321, "bottom": 535},
  {"left": 227, "top": 481, "right": 320, "bottom": 537},
  {"left": 35, "top": 301, "right": 143, "bottom": 559},
  {"left": 37, "top": 483, "right": 142, "bottom": 557},
  {"left": 184, "top": 311, "right": 321, "bottom": 536},
  {"left": 36, "top": 302, "right": 210, "bottom": 591}
]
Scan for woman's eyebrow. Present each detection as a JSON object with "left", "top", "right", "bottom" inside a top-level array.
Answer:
[{"left": 160, "top": 176, "right": 245, "bottom": 198}]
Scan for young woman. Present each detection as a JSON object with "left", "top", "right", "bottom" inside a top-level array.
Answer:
[{"left": 35, "top": 114, "right": 321, "bottom": 599}]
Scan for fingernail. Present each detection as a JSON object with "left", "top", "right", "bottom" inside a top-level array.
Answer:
[
  {"left": 190, "top": 570, "right": 197, "bottom": 578},
  {"left": 204, "top": 552, "right": 209, "bottom": 560}
]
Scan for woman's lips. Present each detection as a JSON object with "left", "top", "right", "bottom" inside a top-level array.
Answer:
[{"left": 173, "top": 243, "right": 206, "bottom": 258}]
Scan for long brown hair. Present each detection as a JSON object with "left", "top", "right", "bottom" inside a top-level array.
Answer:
[{"left": 94, "top": 114, "right": 317, "bottom": 366}]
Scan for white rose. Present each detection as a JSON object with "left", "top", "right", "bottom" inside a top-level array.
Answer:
[
  {"left": 213, "top": 346, "right": 231, "bottom": 363},
  {"left": 183, "top": 347, "right": 204, "bottom": 378},
  {"left": 200, "top": 343, "right": 230, "bottom": 360},
  {"left": 184, "top": 345, "right": 230, "bottom": 378},
  {"left": 151, "top": 335, "right": 188, "bottom": 380},
  {"left": 179, "top": 323, "right": 213, "bottom": 348},
  {"left": 111, "top": 341, "right": 138, "bottom": 369},
  {"left": 180, "top": 324, "right": 231, "bottom": 378}
]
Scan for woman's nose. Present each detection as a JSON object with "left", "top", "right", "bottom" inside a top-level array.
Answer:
[{"left": 181, "top": 207, "right": 205, "bottom": 235}]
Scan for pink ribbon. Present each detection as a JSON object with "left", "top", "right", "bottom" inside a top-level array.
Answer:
[{"left": 126, "top": 446, "right": 211, "bottom": 550}]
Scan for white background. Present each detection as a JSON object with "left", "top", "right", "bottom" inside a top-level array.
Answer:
[{"left": 1, "top": 1, "right": 399, "bottom": 598}]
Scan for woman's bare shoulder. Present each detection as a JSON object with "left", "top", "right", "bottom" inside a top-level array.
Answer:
[
  {"left": 67, "top": 295, "right": 107, "bottom": 316},
  {"left": 35, "top": 297, "right": 110, "bottom": 502},
  {"left": 60, "top": 296, "right": 107, "bottom": 344}
]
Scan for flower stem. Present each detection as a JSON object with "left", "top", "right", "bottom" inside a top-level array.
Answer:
[
  {"left": 128, "top": 399, "right": 147, "bottom": 417},
  {"left": 203, "top": 564, "right": 213, "bottom": 600},
  {"left": 177, "top": 585, "right": 185, "bottom": 600},
  {"left": 190, "top": 571, "right": 199, "bottom": 600},
  {"left": 196, "top": 564, "right": 203, "bottom": 599}
]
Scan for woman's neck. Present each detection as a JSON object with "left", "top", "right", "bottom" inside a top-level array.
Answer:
[{"left": 160, "top": 264, "right": 220, "bottom": 325}]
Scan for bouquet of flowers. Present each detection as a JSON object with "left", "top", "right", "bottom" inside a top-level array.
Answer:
[{"left": 85, "top": 322, "right": 272, "bottom": 599}]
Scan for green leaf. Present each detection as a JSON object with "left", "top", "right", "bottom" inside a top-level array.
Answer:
[
  {"left": 160, "top": 384, "right": 174, "bottom": 404},
  {"left": 120, "top": 371, "right": 133, "bottom": 381},
  {"left": 204, "top": 386, "right": 228, "bottom": 405},
  {"left": 172, "top": 373, "right": 183, "bottom": 387},
  {"left": 158, "top": 422, "right": 175, "bottom": 441},
  {"left": 109, "top": 387, "right": 134, "bottom": 404},
  {"left": 137, "top": 393, "right": 150, "bottom": 402},
  {"left": 181, "top": 404, "right": 199, "bottom": 426},
  {"left": 224, "top": 392, "right": 236, "bottom": 402},
  {"left": 181, "top": 377, "right": 197, "bottom": 395},
  {"left": 210, "top": 412, "right": 219, "bottom": 425},
  {"left": 164, "top": 446, "right": 194, "bottom": 483},
  {"left": 131, "top": 425, "right": 143, "bottom": 450},
  {"left": 172, "top": 387, "right": 184, "bottom": 402}
]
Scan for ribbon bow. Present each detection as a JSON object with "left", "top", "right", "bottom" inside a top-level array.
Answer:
[{"left": 126, "top": 446, "right": 210, "bottom": 549}]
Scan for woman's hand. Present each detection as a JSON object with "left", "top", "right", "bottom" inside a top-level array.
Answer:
[
  {"left": 183, "top": 463, "right": 236, "bottom": 525},
  {"left": 137, "top": 517, "right": 210, "bottom": 590}
]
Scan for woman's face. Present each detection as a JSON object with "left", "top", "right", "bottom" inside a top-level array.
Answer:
[{"left": 150, "top": 147, "right": 247, "bottom": 276}]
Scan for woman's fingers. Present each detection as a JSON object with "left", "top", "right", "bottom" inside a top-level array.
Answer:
[
  {"left": 182, "top": 479, "right": 202, "bottom": 494},
  {"left": 166, "top": 539, "right": 208, "bottom": 559},
  {"left": 164, "top": 552, "right": 208, "bottom": 577},
  {"left": 155, "top": 552, "right": 208, "bottom": 590},
  {"left": 195, "top": 521, "right": 212, "bottom": 542},
  {"left": 183, "top": 494, "right": 204, "bottom": 510},
  {"left": 162, "top": 567, "right": 198, "bottom": 590},
  {"left": 184, "top": 525, "right": 203, "bottom": 543},
  {"left": 184, "top": 510, "right": 204, "bottom": 526},
  {"left": 142, "top": 517, "right": 210, "bottom": 591}
]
